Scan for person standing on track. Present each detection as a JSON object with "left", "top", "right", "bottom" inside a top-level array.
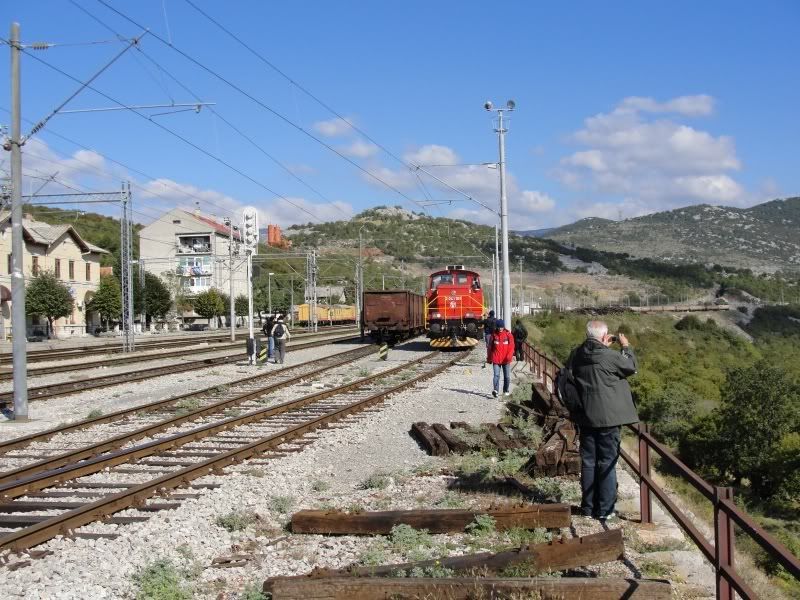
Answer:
[
  {"left": 482, "top": 310, "right": 497, "bottom": 369},
  {"left": 488, "top": 319, "right": 515, "bottom": 397},
  {"left": 568, "top": 320, "right": 638, "bottom": 522},
  {"left": 270, "top": 315, "right": 291, "bottom": 364},
  {"left": 262, "top": 313, "right": 276, "bottom": 361},
  {"left": 512, "top": 318, "right": 528, "bottom": 363}
]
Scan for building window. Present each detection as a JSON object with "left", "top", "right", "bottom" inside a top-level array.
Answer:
[
  {"left": 32, "top": 256, "right": 40, "bottom": 276},
  {"left": 85, "top": 263, "right": 91, "bottom": 281},
  {"left": 55, "top": 259, "right": 61, "bottom": 279},
  {"left": 68, "top": 260, "right": 75, "bottom": 280},
  {"left": 172, "top": 219, "right": 181, "bottom": 224}
]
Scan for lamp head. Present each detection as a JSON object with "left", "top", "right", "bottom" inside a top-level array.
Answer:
[
  {"left": 506, "top": 99, "right": 516, "bottom": 110},
  {"left": 484, "top": 100, "right": 493, "bottom": 111}
]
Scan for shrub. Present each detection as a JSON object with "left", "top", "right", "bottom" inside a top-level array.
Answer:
[
  {"left": 86, "top": 408, "right": 103, "bottom": 419},
  {"left": 215, "top": 510, "right": 256, "bottom": 532},
  {"left": 465, "top": 514, "right": 496, "bottom": 537},
  {"left": 269, "top": 496, "right": 295, "bottom": 514},
  {"left": 133, "top": 559, "right": 191, "bottom": 600},
  {"left": 310, "top": 479, "right": 331, "bottom": 492},
  {"left": 360, "top": 472, "right": 391, "bottom": 490}
]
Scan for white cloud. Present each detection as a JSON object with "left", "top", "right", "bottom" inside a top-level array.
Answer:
[
  {"left": 618, "top": 94, "right": 715, "bottom": 117},
  {"left": 338, "top": 139, "right": 378, "bottom": 158},
  {"left": 313, "top": 116, "right": 354, "bottom": 137},
  {"left": 361, "top": 143, "right": 557, "bottom": 229},
  {"left": 558, "top": 94, "right": 748, "bottom": 214}
]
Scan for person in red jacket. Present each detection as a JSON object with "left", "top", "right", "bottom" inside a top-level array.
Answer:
[{"left": 489, "top": 319, "right": 515, "bottom": 397}]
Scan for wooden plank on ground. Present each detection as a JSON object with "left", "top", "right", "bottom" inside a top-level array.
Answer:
[
  {"left": 431, "top": 423, "right": 470, "bottom": 453},
  {"left": 290, "top": 504, "right": 570, "bottom": 534},
  {"left": 263, "top": 576, "right": 671, "bottom": 599},
  {"left": 409, "top": 422, "right": 449, "bottom": 456},
  {"left": 484, "top": 423, "right": 526, "bottom": 450}
]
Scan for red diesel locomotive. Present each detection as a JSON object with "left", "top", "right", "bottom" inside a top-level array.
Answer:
[{"left": 426, "top": 265, "right": 485, "bottom": 348}]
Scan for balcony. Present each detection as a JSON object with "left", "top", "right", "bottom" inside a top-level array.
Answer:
[{"left": 177, "top": 235, "right": 212, "bottom": 254}]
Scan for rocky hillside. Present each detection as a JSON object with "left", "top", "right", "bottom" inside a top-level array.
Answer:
[
  {"left": 543, "top": 197, "right": 800, "bottom": 272},
  {"left": 286, "top": 206, "right": 564, "bottom": 272}
]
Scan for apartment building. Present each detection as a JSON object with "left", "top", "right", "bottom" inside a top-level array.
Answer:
[
  {"left": 138, "top": 208, "right": 247, "bottom": 322},
  {"left": 0, "top": 213, "right": 110, "bottom": 338}
]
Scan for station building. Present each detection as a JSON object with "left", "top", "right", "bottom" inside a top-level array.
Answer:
[{"left": 0, "top": 213, "right": 110, "bottom": 338}]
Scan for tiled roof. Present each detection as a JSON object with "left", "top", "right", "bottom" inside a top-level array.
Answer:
[
  {"left": 0, "top": 213, "right": 110, "bottom": 254},
  {"left": 182, "top": 210, "right": 242, "bottom": 240}
]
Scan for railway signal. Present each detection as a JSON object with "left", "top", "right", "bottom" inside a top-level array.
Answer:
[{"left": 242, "top": 207, "right": 259, "bottom": 364}]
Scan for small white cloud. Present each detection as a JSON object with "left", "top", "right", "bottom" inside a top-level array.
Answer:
[
  {"left": 517, "top": 190, "right": 555, "bottom": 213},
  {"left": 338, "top": 139, "right": 378, "bottom": 158},
  {"left": 619, "top": 94, "right": 715, "bottom": 117},
  {"left": 313, "top": 117, "right": 354, "bottom": 137}
]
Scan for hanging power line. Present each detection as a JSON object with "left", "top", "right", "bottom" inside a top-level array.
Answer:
[
  {"left": 13, "top": 47, "right": 331, "bottom": 225},
  {"left": 93, "top": 0, "right": 432, "bottom": 216},
  {"left": 180, "top": 0, "right": 497, "bottom": 216}
]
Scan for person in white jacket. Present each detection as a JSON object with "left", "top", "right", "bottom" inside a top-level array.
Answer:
[{"left": 270, "top": 316, "right": 291, "bottom": 364}]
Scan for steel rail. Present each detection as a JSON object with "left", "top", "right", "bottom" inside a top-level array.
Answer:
[
  {"left": 0, "top": 328, "right": 358, "bottom": 380},
  {"left": 0, "top": 350, "right": 465, "bottom": 552},
  {"left": 0, "top": 345, "right": 372, "bottom": 456},
  {"left": 0, "top": 324, "right": 357, "bottom": 363},
  {"left": 0, "top": 345, "right": 376, "bottom": 483},
  {"left": 0, "top": 332, "right": 360, "bottom": 407},
  {"left": 0, "top": 350, "right": 441, "bottom": 501}
]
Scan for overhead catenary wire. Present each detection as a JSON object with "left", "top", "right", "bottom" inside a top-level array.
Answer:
[
  {"left": 93, "top": 0, "right": 432, "bottom": 216},
  {"left": 12, "top": 47, "right": 330, "bottom": 225},
  {"left": 180, "top": 0, "right": 497, "bottom": 216}
]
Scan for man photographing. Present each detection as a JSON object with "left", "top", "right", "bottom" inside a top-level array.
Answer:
[{"left": 568, "top": 320, "right": 638, "bottom": 521}]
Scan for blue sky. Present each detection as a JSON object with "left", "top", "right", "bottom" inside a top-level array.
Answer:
[{"left": 2, "top": 1, "right": 798, "bottom": 230}]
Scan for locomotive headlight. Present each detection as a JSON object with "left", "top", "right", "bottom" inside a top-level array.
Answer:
[{"left": 433, "top": 312, "right": 442, "bottom": 318}]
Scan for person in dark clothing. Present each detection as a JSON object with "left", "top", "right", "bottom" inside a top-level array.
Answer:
[
  {"left": 512, "top": 319, "right": 528, "bottom": 362},
  {"left": 482, "top": 310, "right": 497, "bottom": 368},
  {"left": 262, "top": 315, "right": 276, "bottom": 359},
  {"left": 270, "top": 316, "right": 291, "bottom": 364},
  {"left": 568, "top": 320, "right": 638, "bottom": 521}
]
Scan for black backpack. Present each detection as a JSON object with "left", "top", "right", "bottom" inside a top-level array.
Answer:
[
  {"left": 556, "top": 352, "right": 583, "bottom": 418},
  {"left": 273, "top": 322, "right": 285, "bottom": 338}
]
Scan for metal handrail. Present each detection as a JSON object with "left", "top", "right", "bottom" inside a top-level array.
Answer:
[{"left": 520, "top": 340, "right": 800, "bottom": 599}]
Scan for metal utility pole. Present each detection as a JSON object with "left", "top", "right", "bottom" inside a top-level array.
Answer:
[
  {"left": 268, "top": 272, "right": 273, "bottom": 315},
  {"left": 354, "top": 262, "right": 360, "bottom": 328},
  {"left": 485, "top": 100, "right": 515, "bottom": 323},
  {"left": 518, "top": 256, "right": 524, "bottom": 316},
  {"left": 494, "top": 225, "right": 501, "bottom": 315},
  {"left": 289, "top": 275, "right": 294, "bottom": 327},
  {"left": 120, "top": 182, "right": 134, "bottom": 352},
  {"left": 9, "top": 22, "right": 27, "bottom": 420},
  {"left": 225, "top": 217, "right": 235, "bottom": 342},
  {"left": 138, "top": 257, "right": 146, "bottom": 330},
  {"left": 242, "top": 207, "right": 258, "bottom": 364},
  {"left": 310, "top": 251, "right": 318, "bottom": 332}
]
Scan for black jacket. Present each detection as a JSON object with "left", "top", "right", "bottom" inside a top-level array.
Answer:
[
  {"left": 512, "top": 322, "right": 528, "bottom": 343},
  {"left": 262, "top": 317, "right": 275, "bottom": 337},
  {"left": 569, "top": 338, "right": 639, "bottom": 428},
  {"left": 483, "top": 317, "right": 497, "bottom": 335}
]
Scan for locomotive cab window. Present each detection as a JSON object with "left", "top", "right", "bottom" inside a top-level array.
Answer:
[
  {"left": 456, "top": 274, "right": 468, "bottom": 284},
  {"left": 431, "top": 274, "right": 453, "bottom": 289},
  {"left": 472, "top": 277, "right": 481, "bottom": 290}
]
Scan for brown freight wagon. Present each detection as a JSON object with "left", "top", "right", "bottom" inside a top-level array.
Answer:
[{"left": 362, "top": 290, "right": 425, "bottom": 343}]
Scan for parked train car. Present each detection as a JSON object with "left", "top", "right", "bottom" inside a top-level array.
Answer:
[
  {"left": 426, "top": 265, "right": 485, "bottom": 348},
  {"left": 362, "top": 290, "right": 425, "bottom": 343},
  {"left": 293, "top": 303, "right": 356, "bottom": 326}
]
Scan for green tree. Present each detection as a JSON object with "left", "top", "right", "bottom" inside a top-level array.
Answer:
[
  {"left": 26, "top": 271, "right": 74, "bottom": 337},
  {"left": 234, "top": 295, "right": 249, "bottom": 325},
  {"left": 192, "top": 288, "right": 226, "bottom": 327},
  {"left": 86, "top": 275, "right": 122, "bottom": 330},
  {"left": 143, "top": 273, "right": 172, "bottom": 320},
  {"left": 714, "top": 361, "right": 799, "bottom": 488}
]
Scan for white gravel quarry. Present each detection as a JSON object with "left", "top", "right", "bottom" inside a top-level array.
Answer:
[
  {"left": 0, "top": 343, "right": 507, "bottom": 599},
  {"left": 0, "top": 340, "right": 367, "bottom": 442}
]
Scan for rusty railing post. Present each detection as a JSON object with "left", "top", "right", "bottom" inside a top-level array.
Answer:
[
  {"left": 714, "top": 486, "right": 735, "bottom": 600},
  {"left": 639, "top": 422, "right": 653, "bottom": 524}
]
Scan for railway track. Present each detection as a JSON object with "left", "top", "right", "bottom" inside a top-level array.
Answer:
[
  {"left": 0, "top": 324, "right": 356, "bottom": 365},
  {"left": 0, "top": 328, "right": 358, "bottom": 382},
  {"left": 0, "top": 349, "right": 467, "bottom": 555},
  {"left": 0, "top": 344, "right": 377, "bottom": 478},
  {"left": 0, "top": 331, "right": 361, "bottom": 408}
]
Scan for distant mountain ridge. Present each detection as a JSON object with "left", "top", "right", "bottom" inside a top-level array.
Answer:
[{"left": 545, "top": 197, "right": 800, "bottom": 272}]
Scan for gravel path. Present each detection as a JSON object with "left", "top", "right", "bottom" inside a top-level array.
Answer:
[
  {"left": 0, "top": 340, "right": 367, "bottom": 442},
  {"left": 0, "top": 343, "right": 502, "bottom": 599}
]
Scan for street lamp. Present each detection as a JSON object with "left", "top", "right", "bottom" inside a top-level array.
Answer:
[
  {"left": 485, "top": 99, "right": 516, "bottom": 323},
  {"left": 268, "top": 272, "right": 275, "bottom": 315}
]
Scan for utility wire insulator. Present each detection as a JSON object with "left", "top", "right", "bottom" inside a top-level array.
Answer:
[{"left": 29, "top": 42, "right": 52, "bottom": 50}]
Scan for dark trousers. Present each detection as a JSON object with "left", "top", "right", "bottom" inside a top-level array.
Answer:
[
  {"left": 275, "top": 339, "right": 286, "bottom": 364},
  {"left": 579, "top": 425, "right": 621, "bottom": 517}
]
